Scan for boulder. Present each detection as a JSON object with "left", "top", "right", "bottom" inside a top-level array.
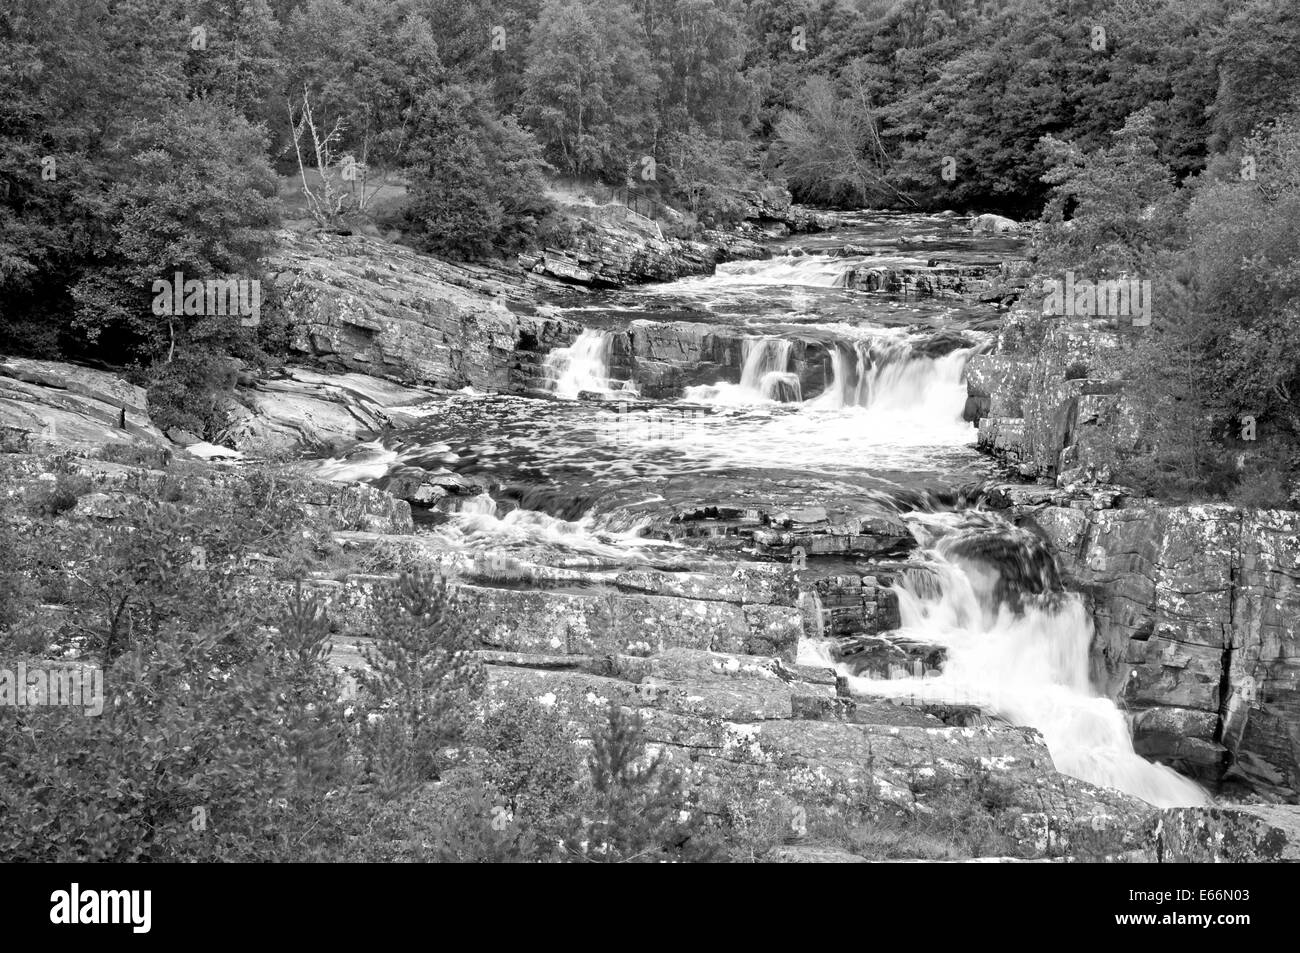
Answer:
[
  {"left": 0, "top": 357, "right": 168, "bottom": 451},
  {"left": 272, "top": 230, "right": 581, "bottom": 393},
  {"left": 225, "top": 367, "right": 432, "bottom": 453},
  {"left": 1153, "top": 805, "right": 1300, "bottom": 862},
  {"left": 970, "top": 213, "right": 1022, "bottom": 234}
]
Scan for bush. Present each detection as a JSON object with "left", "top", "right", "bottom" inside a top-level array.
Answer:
[
  {"left": 0, "top": 569, "right": 350, "bottom": 862},
  {"left": 143, "top": 351, "right": 240, "bottom": 440},
  {"left": 403, "top": 84, "right": 553, "bottom": 260},
  {"left": 562, "top": 703, "right": 720, "bottom": 863},
  {"left": 1230, "top": 466, "right": 1292, "bottom": 509},
  {"left": 25, "top": 472, "right": 92, "bottom": 518},
  {"left": 356, "top": 572, "right": 485, "bottom": 797},
  {"left": 479, "top": 693, "right": 583, "bottom": 846}
]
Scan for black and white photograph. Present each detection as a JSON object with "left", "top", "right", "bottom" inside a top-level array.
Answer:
[{"left": 0, "top": 0, "right": 1295, "bottom": 916}]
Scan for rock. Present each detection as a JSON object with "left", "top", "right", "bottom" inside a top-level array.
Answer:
[
  {"left": 833, "top": 243, "right": 874, "bottom": 258},
  {"left": 465, "top": 647, "right": 1152, "bottom": 857},
  {"left": 295, "top": 575, "right": 807, "bottom": 660},
  {"left": 224, "top": 368, "right": 433, "bottom": 453},
  {"left": 166, "top": 428, "right": 201, "bottom": 447},
  {"left": 970, "top": 213, "right": 1023, "bottom": 234},
  {"left": 274, "top": 230, "right": 581, "bottom": 393},
  {"left": 0, "top": 357, "right": 168, "bottom": 451},
  {"left": 522, "top": 199, "right": 769, "bottom": 289},
  {"left": 1153, "top": 805, "right": 1300, "bottom": 861},
  {"left": 765, "top": 845, "right": 870, "bottom": 863},
  {"left": 969, "top": 302, "right": 1300, "bottom": 800},
  {"left": 612, "top": 563, "right": 799, "bottom": 606},
  {"left": 1131, "top": 708, "right": 1226, "bottom": 771},
  {"left": 911, "top": 331, "right": 976, "bottom": 359},
  {"left": 72, "top": 491, "right": 136, "bottom": 519},
  {"left": 1011, "top": 501, "right": 1300, "bottom": 799},
  {"left": 808, "top": 574, "right": 901, "bottom": 638},
  {"left": 376, "top": 467, "right": 486, "bottom": 508},
  {"left": 966, "top": 308, "right": 1138, "bottom": 480},
  {"left": 845, "top": 261, "right": 1004, "bottom": 299},
  {"left": 0, "top": 354, "right": 430, "bottom": 459},
  {"left": 773, "top": 505, "right": 829, "bottom": 525},
  {"left": 626, "top": 320, "right": 746, "bottom": 396},
  {"left": 754, "top": 513, "right": 915, "bottom": 559}
]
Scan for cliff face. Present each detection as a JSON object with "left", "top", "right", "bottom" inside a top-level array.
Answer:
[
  {"left": 964, "top": 309, "right": 1140, "bottom": 483},
  {"left": 1013, "top": 499, "right": 1300, "bottom": 801},
  {"left": 271, "top": 231, "right": 581, "bottom": 394},
  {"left": 968, "top": 310, "right": 1300, "bottom": 802}
]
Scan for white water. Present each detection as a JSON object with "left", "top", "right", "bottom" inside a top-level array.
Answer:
[
  {"left": 543, "top": 329, "right": 638, "bottom": 400},
  {"left": 740, "top": 338, "right": 801, "bottom": 401},
  {"left": 684, "top": 337, "right": 801, "bottom": 405},
  {"left": 426, "top": 496, "right": 677, "bottom": 564},
  {"left": 803, "top": 515, "right": 1210, "bottom": 809},
  {"left": 684, "top": 333, "right": 969, "bottom": 416},
  {"left": 811, "top": 339, "right": 970, "bottom": 413},
  {"left": 657, "top": 338, "right": 978, "bottom": 474},
  {"left": 678, "top": 253, "right": 926, "bottom": 290},
  {"left": 307, "top": 439, "right": 404, "bottom": 482}
]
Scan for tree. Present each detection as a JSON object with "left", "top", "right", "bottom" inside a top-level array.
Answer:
[
  {"left": 183, "top": 0, "right": 284, "bottom": 123},
  {"left": 563, "top": 704, "right": 719, "bottom": 862},
  {"left": 1188, "top": 116, "right": 1300, "bottom": 434},
  {"left": 283, "top": 0, "right": 442, "bottom": 184},
  {"left": 638, "top": 0, "right": 754, "bottom": 138},
  {"left": 67, "top": 98, "right": 279, "bottom": 364},
  {"left": 403, "top": 84, "right": 552, "bottom": 259},
  {"left": 0, "top": 0, "right": 190, "bottom": 357},
  {"left": 1037, "top": 108, "right": 1180, "bottom": 278},
  {"left": 521, "top": 0, "right": 657, "bottom": 180},
  {"left": 1208, "top": 0, "right": 1300, "bottom": 154},
  {"left": 358, "top": 572, "right": 486, "bottom": 796},
  {"left": 774, "top": 69, "right": 900, "bottom": 207},
  {"left": 661, "top": 128, "right": 759, "bottom": 225}
]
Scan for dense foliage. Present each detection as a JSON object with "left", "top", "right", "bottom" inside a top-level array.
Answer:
[{"left": 2, "top": 0, "right": 1300, "bottom": 483}]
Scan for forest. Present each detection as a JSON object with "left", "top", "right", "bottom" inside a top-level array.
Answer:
[{"left": 2, "top": 0, "right": 1300, "bottom": 868}]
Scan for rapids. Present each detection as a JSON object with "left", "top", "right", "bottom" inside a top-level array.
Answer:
[
  {"left": 306, "top": 211, "right": 1209, "bottom": 808},
  {"left": 800, "top": 513, "right": 1210, "bottom": 808}
]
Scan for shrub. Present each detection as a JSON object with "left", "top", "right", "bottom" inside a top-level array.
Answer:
[
  {"left": 479, "top": 693, "right": 583, "bottom": 845},
  {"left": 25, "top": 472, "right": 92, "bottom": 518},
  {"left": 403, "top": 84, "right": 553, "bottom": 260},
  {"left": 143, "top": 351, "right": 239, "bottom": 440},
  {"left": 562, "top": 703, "right": 720, "bottom": 863},
  {"left": 356, "top": 572, "right": 485, "bottom": 797},
  {"left": 0, "top": 572, "right": 350, "bottom": 862},
  {"left": 1230, "top": 466, "right": 1292, "bottom": 509}
]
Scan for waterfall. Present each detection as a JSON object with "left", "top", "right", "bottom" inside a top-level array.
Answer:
[
  {"left": 677, "top": 333, "right": 975, "bottom": 466},
  {"left": 813, "top": 512, "right": 1211, "bottom": 809},
  {"left": 543, "top": 329, "right": 637, "bottom": 400},
  {"left": 683, "top": 336, "right": 801, "bottom": 405},
  {"left": 739, "top": 338, "right": 802, "bottom": 402},
  {"left": 814, "top": 340, "right": 968, "bottom": 412}
]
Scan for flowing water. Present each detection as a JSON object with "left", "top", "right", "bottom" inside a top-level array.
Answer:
[
  {"left": 799, "top": 513, "right": 1210, "bottom": 808},
  {"left": 310, "top": 210, "right": 1208, "bottom": 808}
]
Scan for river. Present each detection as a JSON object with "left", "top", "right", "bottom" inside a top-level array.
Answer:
[{"left": 313, "top": 210, "right": 1208, "bottom": 809}]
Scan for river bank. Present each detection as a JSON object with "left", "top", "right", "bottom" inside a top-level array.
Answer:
[{"left": 2, "top": 208, "right": 1297, "bottom": 861}]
